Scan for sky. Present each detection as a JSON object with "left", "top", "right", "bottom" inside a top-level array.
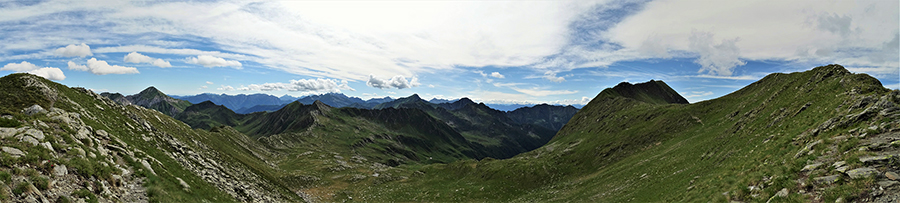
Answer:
[{"left": 0, "top": 0, "right": 897, "bottom": 105}]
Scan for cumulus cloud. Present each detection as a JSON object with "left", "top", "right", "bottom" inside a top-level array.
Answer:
[
  {"left": 689, "top": 31, "right": 745, "bottom": 76},
  {"left": 1, "top": 61, "right": 65, "bottom": 80},
  {"left": 238, "top": 78, "right": 354, "bottom": 93},
  {"left": 54, "top": 43, "right": 93, "bottom": 57},
  {"left": 367, "top": 75, "right": 420, "bottom": 89},
  {"left": 67, "top": 61, "right": 88, "bottom": 71},
  {"left": 206, "top": 81, "right": 214, "bottom": 85},
  {"left": 124, "top": 52, "right": 172, "bottom": 67},
  {"left": 185, "top": 55, "right": 242, "bottom": 68},
  {"left": 490, "top": 72, "right": 505, "bottom": 78},
  {"left": 77, "top": 58, "right": 140, "bottom": 75},
  {"left": 542, "top": 71, "right": 566, "bottom": 82},
  {"left": 0, "top": 61, "right": 40, "bottom": 71},
  {"left": 27, "top": 68, "right": 66, "bottom": 81},
  {"left": 218, "top": 85, "right": 235, "bottom": 91}
]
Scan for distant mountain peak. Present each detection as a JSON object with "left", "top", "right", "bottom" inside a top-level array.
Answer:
[
  {"left": 407, "top": 94, "right": 422, "bottom": 100},
  {"left": 601, "top": 80, "right": 688, "bottom": 105}
]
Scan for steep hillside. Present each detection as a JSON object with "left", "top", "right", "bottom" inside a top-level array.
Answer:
[
  {"left": 375, "top": 95, "right": 558, "bottom": 159},
  {"left": 100, "top": 86, "right": 193, "bottom": 117},
  {"left": 506, "top": 104, "right": 579, "bottom": 131},
  {"left": 0, "top": 73, "right": 301, "bottom": 202},
  {"left": 338, "top": 64, "right": 900, "bottom": 202},
  {"left": 175, "top": 101, "right": 247, "bottom": 130},
  {"left": 599, "top": 80, "right": 689, "bottom": 105}
]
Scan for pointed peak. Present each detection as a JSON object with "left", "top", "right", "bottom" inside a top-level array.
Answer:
[
  {"left": 312, "top": 100, "right": 331, "bottom": 109},
  {"left": 602, "top": 80, "right": 688, "bottom": 104},
  {"left": 407, "top": 94, "right": 421, "bottom": 100}
]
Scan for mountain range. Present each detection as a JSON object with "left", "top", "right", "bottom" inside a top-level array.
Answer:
[{"left": 1, "top": 64, "right": 897, "bottom": 202}]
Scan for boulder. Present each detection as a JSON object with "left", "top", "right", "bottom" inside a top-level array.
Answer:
[
  {"left": 53, "top": 164, "right": 67, "bottom": 176},
  {"left": 1, "top": 146, "right": 25, "bottom": 157},
  {"left": 95, "top": 130, "right": 109, "bottom": 138},
  {"left": 801, "top": 163, "right": 822, "bottom": 171},
  {"left": 75, "top": 128, "right": 91, "bottom": 140},
  {"left": 860, "top": 155, "right": 892, "bottom": 164},
  {"left": 814, "top": 175, "right": 840, "bottom": 185},
  {"left": 0, "top": 127, "right": 18, "bottom": 138},
  {"left": 23, "top": 104, "right": 46, "bottom": 116},
  {"left": 886, "top": 171, "right": 899, "bottom": 180},
  {"left": 846, "top": 167, "right": 879, "bottom": 179},
  {"left": 21, "top": 135, "right": 39, "bottom": 146},
  {"left": 23, "top": 128, "right": 44, "bottom": 140},
  {"left": 40, "top": 142, "right": 53, "bottom": 152}
]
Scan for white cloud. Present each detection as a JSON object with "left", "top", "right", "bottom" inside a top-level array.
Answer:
[
  {"left": 200, "top": 85, "right": 208, "bottom": 89},
  {"left": 542, "top": 71, "right": 566, "bottom": 82},
  {"left": 218, "top": 85, "right": 235, "bottom": 91},
  {"left": 27, "top": 68, "right": 66, "bottom": 81},
  {"left": 206, "top": 81, "right": 213, "bottom": 85},
  {"left": 605, "top": 0, "right": 898, "bottom": 76},
  {"left": 1, "top": 61, "right": 65, "bottom": 81},
  {"left": 124, "top": 52, "right": 172, "bottom": 68},
  {"left": 689, "top": 31, "right": 745, "bottom": 76},
  {"left": 80, "top": 58, "right": 139, "bottom": 75},
  {"left": 238, "top": 78, "right": 354, "bottom": 92},
  {"left": 367, "top": 74, "right": 420, "bottom": 89},
  {"left": 490, "top": 72, "right": 505, "bottom": 78},
  {"left": 67, "top": 61, "right": 88, "bottom": 71},
  {"left": 1, "top": 61, "right": 40, "bottom": 71},
  {"left": 53, "top": 43, "right": 93, "bottom": 57},
  {"left": 427, "top": 84, "right": 435, "bottom": 88},
  {"left": 185, "top": 55, "right": 242, "bottom": 68}
]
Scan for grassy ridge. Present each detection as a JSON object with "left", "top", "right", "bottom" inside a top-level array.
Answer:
[{"left": 335, "top": 64, "right": 894, "bottom": 202}]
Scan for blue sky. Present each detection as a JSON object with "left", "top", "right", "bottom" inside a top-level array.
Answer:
[{"left": 1, "top": 0, "right": 898, "bottom": 105}]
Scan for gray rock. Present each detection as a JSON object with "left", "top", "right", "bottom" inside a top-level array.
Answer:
[
  {"left": 95, "top": 129, "right": 108, "bottom": 138},
  {"left": 860, "top": 155, "right": 893, "bottom": 164},
  {"left": 814, "top": 175, "right": 840, "bottom": 185},
  {"left": 21, "top": 135, "right": 39, "bottom": 146},
  {"left": 836, "top": 166, "right": 850, "bottom": 173},
  {"left": 802, "top": 163, "right": 822, "bottom": 171},
  {"left": 75, "top": 128, "right": 91, "bottom": 140},
  {"left": 23, "top": 104, "right": 46, "bottom": 116},
  {"left": 877, "top": 180, "right": 898, "bottom": 188},
  {"left": 141, "top": 159, "right": 156, "bottom": 175},
  {"left": 1, "top": 146, "right": 25, "bottom": 157},
  {"left": 40, "top": 142, "right": 53, "bottom": 152},
  {"left": 23, "top": 128, "right": 44, "bottom": 140},
  {"left": 53, "top": 164, "right": 67, "bottom": 176},
  {"left": 176, "top": 177, "right": 190, "bottom": 189},
  {"left": 0, "top": 127, "right": 18, "bottom": 138},
  {"left": 846, "top": 167, "right": 879, "bottom": 179}
]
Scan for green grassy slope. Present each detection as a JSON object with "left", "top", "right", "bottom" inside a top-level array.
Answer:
[{"left": 336, "top": 64, "right": 897, "bottom": 202}]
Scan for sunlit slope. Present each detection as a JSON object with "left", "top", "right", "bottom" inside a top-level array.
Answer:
[{"left": 342, "top": 64, "right": 898, "bottom": 202}]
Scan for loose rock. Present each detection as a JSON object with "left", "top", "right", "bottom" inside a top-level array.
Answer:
[
  {"left": 886, "top": 171, "right": 899, "bottom": 180},
  {"left": 53, "top": 164, "right": 68, "bottom": 176},
  {"left": 814, "top": 175, "right": 840, "bottom": 185},
  {"left": 1, "top": 146, "right": 25, "bottom": 157},
  {"left": 24, "top": 104, "right": 46, "bottom": 116},
  {"left": 846, "top": 167, "right": 879, "bottom": 179}
]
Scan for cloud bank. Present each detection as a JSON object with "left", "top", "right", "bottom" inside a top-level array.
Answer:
[
  {"left": 238, "top": 78, "right": 354, "bottom": 93},
  {"left": 68, "top": 58, "right": 139, "bottom": 75}
]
